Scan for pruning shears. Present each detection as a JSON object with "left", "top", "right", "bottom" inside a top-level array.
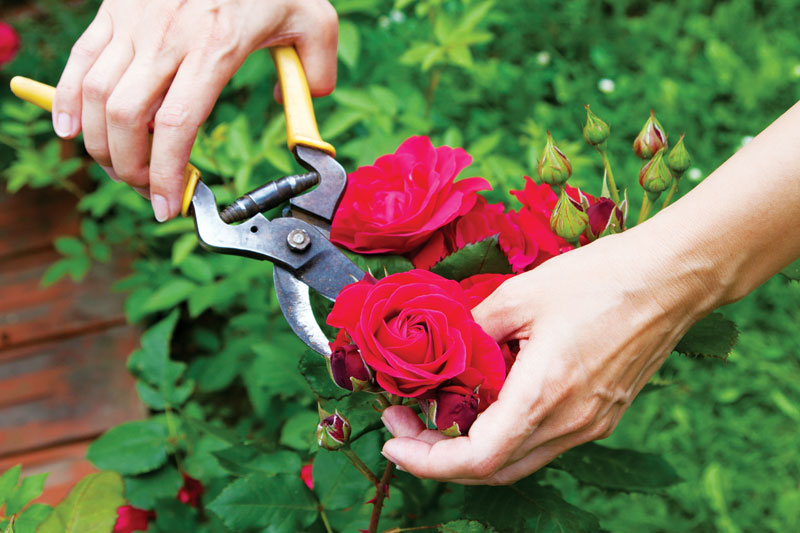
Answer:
[{"left": 10, "top": 47, "right": 365, "bottom": 356}]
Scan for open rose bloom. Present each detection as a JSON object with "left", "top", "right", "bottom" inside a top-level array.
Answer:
[{"left": 319, "top": 135, "right": 619, "bottom": 437}]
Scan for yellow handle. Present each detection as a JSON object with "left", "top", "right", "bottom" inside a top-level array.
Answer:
[
  {"left": 9, "top": 76, "right": 201, "bottom": 217},
  {"left": 271, "top": 47, "right": 335, "bottom": 157}
]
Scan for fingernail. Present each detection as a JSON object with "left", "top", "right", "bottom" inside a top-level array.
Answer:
[
  {"left": 54, "top": 112, "right": 72, "bottom": 137},
  {"left": 152, "top": 194, "right": 169, "bottom": 222},
  {"left": 381, "top": 414, "right": 396, "bottom": 436},
  {"left": 100, "top": 165, "right": 120, "bottom": 182},
  {"left": 381, "top": 450, "right": 398, "bottom": 464}
]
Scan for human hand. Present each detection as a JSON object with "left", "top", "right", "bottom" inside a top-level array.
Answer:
[
  {"left": 380, "top": 228, "right": 718, "bottom": 484},
  {"left": 52, "top": 0, "right": 338, "bottom": 221}
]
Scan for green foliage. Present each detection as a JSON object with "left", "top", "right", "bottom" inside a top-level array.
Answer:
[
  {"left": 38, "top": 472, "right": 125, "bottom": 533},
  {"left": 675, "top": 312, "right": 739, "bottom": 360},
  {"left": 781, "top": 257, "right": 800, "bottom": 281},
  {"left": 0, "top": 465, "right": 51, "bottom": 532},
  {"left": 430, "top": 234, "right": 512, "bottom": 280},
  {"left": 87, "top": 420, "right": 169, "bottom": 475}
]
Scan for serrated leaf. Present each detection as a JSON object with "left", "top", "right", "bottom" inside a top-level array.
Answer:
[
  {"left": 341, "top": 250, "right": 414, "bottom": 279},
  {"left": 675, "top": 312, "right": 739, "bottom": 359},
  {"left": 38, "top": 472, "right": 125, "bottom": 533},
  {"left": 313, "top": 449, "right": 372, "bottom": 510},
  {"left": 440, "top": 519, "right": 499, "bottom": 532},
  {"left": 780, "top": 257, "right": 800, "bottom": 281},
  {"left": 0, "top": 464, "right": 21, "bottom": 505},
  {"left": 207, "top": 473, "right": 317, "bottom": 531},
  {"left": 87, "top": 420, "right": 169, "bottom": 475},
  {"left": 464, "top": 477, "right": 601, "bottom": 532},
  {"left": 279, "top": 410, "right": 320, "bottom": 451},
  {"left": 431, "top": 235, "right": 512, "bottom": 281},
  {"left": 299, "top": 350, "right": 350, "bottom": 401},
  {"left": 12, "top": 503, "right": 51, "bottom": 533},
  {"left": 551, "top": 442, "right": 682, "bottom": 493},
  {"left": 124, "top": 466, "right": 183, "bottom": 509},
  {"left": 4, "top": 472, "right": 47, "bottom": 515},
  {"left": 213, "top": 446, "right": 301, "bottom": 477}
]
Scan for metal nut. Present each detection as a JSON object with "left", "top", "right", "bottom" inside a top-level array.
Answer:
[{"left": 287, "top": 229, "right": 311, "bottom": 252}]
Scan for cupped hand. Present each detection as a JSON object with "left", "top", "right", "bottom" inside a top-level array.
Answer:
[
  {"left": 53, "top": 0, "right": 338, "bottom": 220},
  {"left": 380, "top": 227, "right": 718, "bottom": 484}
]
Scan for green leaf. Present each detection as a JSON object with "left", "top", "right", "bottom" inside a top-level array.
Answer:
[
  {"left": 4, "top": 473, "right": 47, "bottom": 515},
  {"left": 341, "top": 250, "right": 414, "bottom": 279},
  {"left": 142, "top": 278, "right": 197, "bottom": 313},
  {"left": 780, "top": 257, "right": 800, "bottom": 281},
  {"left": 299, "top": 350, "right": 349, "bottom": 401},
  {"left": 171, "top": 233, "right": 197, "bottom": 266},
  {"left": 675, "top": 312, "right": 739, "bottom": 359},
  {"left": 313, "top": 449, "right": 372, "bottom": 510},
  {"left": 279, "top": 410, "right": 320, "bottom": 451},
  {"left": 39, "top": 259, "right": 74, "bottom": 287},
  {"left": 0, "top": 464, "right": 21, "bottom": 505},
  {"left": 551, "top": 442, "right": 682, "bottom": 493},
  {"left": 213, "top": 447, "right": 301, "bottom": 477},
  {"left": 440, "top": 519, "right": 499, "bottom": 533},
  {"left": 464, "top": 477, "right": 601, "bottom": 532},
  {"left": 54, "top": 236, "right": 85, "bottom": 257},
  {"left": 431, "top": 235, "right": 512, "bottom": 281},
  {"left": 207, "top": 473, "right": 318, "bottom": 531},
  {"left": 178, "top": 255, "right": 214, "bottom": 284},
  {"left": 12, "top": 503, "right": 51, "bottom": 533},
  {"left": 87, "top": 420, "right": 169, "bottom": 475},
  {"left": 38, "top": 472, "right": 125, "bottom": 533},
  {"left": 124, "top": 466, "right": 183, "bottom": 509},
  {"left": 338, "top": 20, "right": 361, "bottom": 69}
]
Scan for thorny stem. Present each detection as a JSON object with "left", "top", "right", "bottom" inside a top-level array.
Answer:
[
  {"left": 368, "top": 461, "right": 396, "bottom": 533},
  {"left": 597, "top": 147, "right": 621, "bottom": 205},
  {"left": 661, "top": 174, "right": 683, "bottom": 209},
  {"left": 341, "top": 447, "right": 380, "bottom": 486}
]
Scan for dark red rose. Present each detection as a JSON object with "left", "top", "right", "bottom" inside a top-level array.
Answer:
[
  {"left": 585, "top": 197, "right": 624, "bottom": 241},
  {"left": 411, "top": 197, "right": 508, "bottom": 269},
  {"left": 176, "top": 473, "right": 204, "bottom": 508},
  {"left": 331, "top": 136, "right": 490, "bottom": 254},
  {"left": 300, "top": 463, "right": 314, "bottom": 490},
  {"left": 328, "top": 329, "right": 373, "bottom": 391},
  {"left": 317, "top": 411, "right": 351, "bottom": 450},
  {"left": 327, "top": 270, "right": 505, "bottom": 405},
  {"left": 0, "top": 23, "right": 20, "bottom": 68},
  {"left": 113, "top": 505, "right": 155, "bottom": 533},
  {"left": 427, "top": 389, "right": 479, "bottom": 436}
]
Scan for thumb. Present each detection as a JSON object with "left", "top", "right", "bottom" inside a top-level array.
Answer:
[{"left": 470, "top": 276, "right": 529, "bottom": 343}]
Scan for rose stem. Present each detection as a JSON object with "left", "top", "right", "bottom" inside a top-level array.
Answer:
[
  {"left": 318, "top": 507, "right": 334, "bottom": 533},
  {"left": 637, "top": 193, "right": 654, "bottom": 225},
  {"left": 661, "top": 173, "right": 684, "bottom": 209},
  {"left": 368, "top": 461, "right": 396, "bottom": 533},
  {"left": 597, "top": 147, "right": 621, "bottom": 205},
  {"left": 341, "top": 447, "right": 380, "bottom": 486},
  {"left": 375, "top": 394, "right": 391, "bottom": 409}
]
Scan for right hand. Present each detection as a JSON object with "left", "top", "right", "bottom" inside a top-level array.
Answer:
[{"left": 53, "top": 0, "right": 338, "bottom": 221}]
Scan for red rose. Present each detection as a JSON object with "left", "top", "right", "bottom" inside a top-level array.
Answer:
[
  {"left": 331, "top": 136, "right": 490, "bottom": 254},
  {"left": 300, "top": 463, "right": 314, "bottom": 490},
  {"left": 176, "top": 473, "right": 204, "bottom": 508},
  {"left": 113, "top": 505, "right": 155, "bottom": 533},
  {"left": 327, "top": 270, "right": 505, "bottom": 406},
  {"left": 411, "top": 197, "right": 508, "bottom": 269},
  {"left": 459, "top": 273, "right": 513, "bottom": 309},
  {"left": 0, "top": 22, "right": 21, "bottom": 67}
]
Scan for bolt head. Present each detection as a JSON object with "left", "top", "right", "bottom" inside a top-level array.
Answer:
[{"left": 287, "top": 229, "right": 311, "bottom": 252}]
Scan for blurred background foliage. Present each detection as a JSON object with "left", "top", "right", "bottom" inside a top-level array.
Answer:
[{"left": 2, "top": 0, "right": 799, "bottom": 531}]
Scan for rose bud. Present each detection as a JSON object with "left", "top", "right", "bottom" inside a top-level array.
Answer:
[
  {"left": 585, "top": 197, "right": 625, "bottom": 241},
  {"left": 538, "top": 131, "right": 572, "bottom": 187},
  {"left": 638, "top": 147, "right": 672, "bottom": 195},
  {"left": 427, "top": 390, "right": 479, "bottom": 437},
  {"left": 632, "top": 110, "right": 667, "bottom": 159},
  {"left": 300, "top": 463, "right": 314, "bottom": 490},
  {"left": 0, "top": 22, "right": 21, "bottom": 68},
  {"left": 667, "top": 133, "right": 692, "bottom": 177},
  {"left": 582, "top": 105, "right": 610, "bottom": 147},
  {"left": 327, "top": 341, "right": 373, "bottom": 392},
  {"left": 316, "top": 410, "right": 351, "bottom": 450},
  {"left": 176, "top": 473, "right": 204, "bottom": 508},
  {"left": 113, "top": 505, "right": 155, "bottom": 533},
  {"left": 550, "top": 187, "right": 588, "bottom": 245}
]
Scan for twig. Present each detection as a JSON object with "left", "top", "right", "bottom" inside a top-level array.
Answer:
[
  {"left": 341, "top": 447, "right": 380, "bottom": 486},
  {"left": 368, "top": 461, "right": 396, "bottom": 533}
]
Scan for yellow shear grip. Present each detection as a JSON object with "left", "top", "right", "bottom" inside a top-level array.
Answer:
[
  {"left": 10, "top": 76, "right": 55, "bottom": 111},
  {"left": 271, "top": 46, "right": 336, "bottom": 157}
]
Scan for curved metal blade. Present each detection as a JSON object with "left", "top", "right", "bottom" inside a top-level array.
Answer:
[{"left": 274, "top": 265, "right": 331, "bottom": 356}]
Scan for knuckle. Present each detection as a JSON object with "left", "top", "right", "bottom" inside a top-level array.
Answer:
[
  {"left": 83, "top": 141, "right": 110, "bottom": 166},
  {"left": 470, "top": 454, "right": 504, "bottom": 479},
  {"left": 566, "top": 406, "right": 598, "bottom": 434},
  {"left": 106, "top": 99, "right": 142, "bottom": 127},
  {"left": 82, "top": 74, "right": 112, "bottom": 102},
  {"left": 70, "top": 39, "right": 98, "bottom": 60},
  {"left": 155, "top": 102, "right": 194, "bottom": 130}
]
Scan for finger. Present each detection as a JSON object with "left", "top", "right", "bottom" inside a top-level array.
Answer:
[
  {"left": 81, "top": 38, "right": 134, "bottom": 167},
  {"left": 470, "top": 275, "right": 530, "bottom": 342},
  {"left": 53, "top": 10, "right": 113, "bottom": 138},
  {"left": 292, "top": 1, "right": 338, "bottom": 96},
  {"left": 149, "top": 51, "right": 243, "bottom": 221},
  {"left": 381, "top": 406, "right": 450, "bottom": 446},
  {"left": 106, "top": 55, "right": 180, "bottom": 188}
]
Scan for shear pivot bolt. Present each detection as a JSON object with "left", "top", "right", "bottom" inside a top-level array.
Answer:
[{"left": 287, "top": 229, "right": 311, "bottom": 252}]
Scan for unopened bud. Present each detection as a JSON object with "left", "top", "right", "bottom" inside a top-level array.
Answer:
[
  {"left": 316, "top": 410, "right": 351, "bottom": 450},
  {"left": 585, "top": 198, "right": 625, "bottom": 241},
  {"left": 426, "top": 390, "right": 479, "bottom": 437},
  {"left": 538, "top": 132, "right": 572, "bottom": 186},
  {"left": 582, "top": 105, "right": 610, "bottom": 146},
  {"left": 632, "top": 110, "right": 667, "bottom": 159},
  {"left": 327, "top": 334, "right": 373, "bottom": 392},
  {"left": 638, "top": 148, "right": 672, "bottom": 194},
  {"left": 550, "top": 187, "right": 588, "bottom": 244},
  {"left": 667, "top": 133, "right": 691, "bottom": 177}
]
